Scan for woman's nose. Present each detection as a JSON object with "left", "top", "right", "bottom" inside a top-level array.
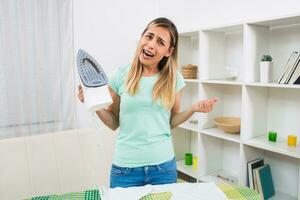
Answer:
[{"left": 147, "top": 39, "right": 156, "bottom": 49}]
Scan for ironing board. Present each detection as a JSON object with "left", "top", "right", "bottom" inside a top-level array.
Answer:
[{"left": 26, "top": 183, "right": 260, "bottom": 200}]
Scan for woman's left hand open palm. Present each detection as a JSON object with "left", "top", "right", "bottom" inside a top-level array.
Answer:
[{"left": 192, "top": 97, "right": 218, "bottom": 113}]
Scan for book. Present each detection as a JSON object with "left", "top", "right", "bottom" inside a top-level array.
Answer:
[
  {"left": 285, "top": 53, "right": 300, "bottom": 84},
  {"left": 288, "top": 58, "right": 300, "bottom": 84},
  {"left": 247, "top": 158, "right": 264, "bottom": 189},
  {"left": 253, "top": 168, "right": 259, "bottom": 193},
  {"left": 277, "top": 51, "right": 298, "bottom": 84},
  {"left": 276, "top": 52, "right": 293, "bottom": 83},
  {"left": 293, "top": 75, "right": 300, "bottom": 84},
  {"left": 255, "top": 164, "right": 275, "bottom": 200}
]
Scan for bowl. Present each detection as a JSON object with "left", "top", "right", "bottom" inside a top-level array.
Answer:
[{"left": 213, "top": 117, "right": 241, "bottom": 134}]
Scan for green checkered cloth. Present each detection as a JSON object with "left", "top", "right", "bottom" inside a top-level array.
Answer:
[
  {"left": 140, "top": 192, "right": 172, "bottom": 200},
  {"left": 26, "top": 189, "right": 171, "bottom": 200},
  {"left": 26, "top": 189, "right": 100, "bottom": 200},
  {"left": 218, "top": 183, "right": 261, "bottom": 200},
  {"left": 26, "top": 183, "right": 260, "bottom": 200}
]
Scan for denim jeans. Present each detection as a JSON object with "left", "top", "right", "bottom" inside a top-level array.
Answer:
[{"left": 110, "top": 157, "right": 177, "bottom": 188}]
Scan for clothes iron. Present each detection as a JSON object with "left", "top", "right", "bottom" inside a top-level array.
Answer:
[{"left": 76, "top": 49, "right": 112, "bottom": 112}]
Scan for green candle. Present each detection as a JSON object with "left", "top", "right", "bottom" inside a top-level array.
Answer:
[
  {"left": 185, "top": 153, "right": 193, "bottom": 165},
  {"left": 268, "top": 131, "right": 277, "bottom": 142}
]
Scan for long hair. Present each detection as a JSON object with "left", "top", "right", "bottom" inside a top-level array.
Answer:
[{"left": 125, "top": 17, "right": 178, "bottom": 110}]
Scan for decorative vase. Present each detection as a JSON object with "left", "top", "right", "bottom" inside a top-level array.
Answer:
[{"left": 260, "top": 61, "right": 273, "bottom": 83}]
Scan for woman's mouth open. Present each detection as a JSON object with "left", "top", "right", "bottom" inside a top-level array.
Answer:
[{"left": 143, "top": 49, "right": 154, "bottom": 58}]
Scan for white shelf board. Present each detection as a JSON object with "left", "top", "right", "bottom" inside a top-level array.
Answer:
[
  {"left": 178, "top": 121, "right": 198, "bottom": 132},
  {"left": 179, "top": 31, "right": 199, "bottom": 38},
  {"left": 198, "top": 13, "right": 300, "bottom": 31},
  {"left": 243, "top": 135, "right": 300, "bottom": 159},
  {"left": 201, "top": 79, "right": 243, "bottom": 86},
  {"left": 176, "top": 160, "right": 198, "bottom": 179},
  {"left": 269, "top": 191, "right": 297, "bottom": 200},
  {"left": 198, "top": 169, "right": 238, "bottom": 185},
  {"left": 184, "top": 79, "right": 200, "bottom": 83},
  {"left": 200, "top": 127, "right": 240, "bottom": 143},
  {"left": 202, "top": 24, "right": 244, "bottom": 33},
  {"left": 245, "top": 82, "right": 300, "bottom": 89},
  {"left": 250, "top": 15, "right": 300, "bottom": 28}
]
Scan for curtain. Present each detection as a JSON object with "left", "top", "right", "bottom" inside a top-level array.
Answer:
[{"left": 0, "top": 0, "right": 75, "bottom": 139}]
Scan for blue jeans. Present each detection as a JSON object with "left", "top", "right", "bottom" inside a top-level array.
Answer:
[{"left": 110, "top": 157, "right": 177, "bottom": 188}]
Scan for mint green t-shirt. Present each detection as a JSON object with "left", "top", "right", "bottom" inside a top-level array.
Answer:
[{"left": 109, "top": 65, "right": 185, "bottom": 167}]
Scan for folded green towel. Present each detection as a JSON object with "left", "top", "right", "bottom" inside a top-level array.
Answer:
[{"left": 28, "top": 189, "right": 100, "bottom": 200}]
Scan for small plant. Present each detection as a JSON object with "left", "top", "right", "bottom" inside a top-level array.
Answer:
[{"left": 261, "top": 54, "right": 273, "bottom": 62}]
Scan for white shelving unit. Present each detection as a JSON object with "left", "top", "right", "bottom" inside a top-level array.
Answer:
[
  {"left": 201, "top": 79, "right": 243, "bottom": 85},
  {"left": 184, "top": 79, "right": 201, "bottom": 83},
  {"left": 178, "top": 121, "right": 198, "bottom": 132},
  {"left": 198, "top": 169, "right": 239, "bottom": 185},
  {"left": 200, "top": 127, "right": 240, "bottom": 143},
  {"left": 174, "top": 31, "right": 201, "bottom": 181},
  {"left": 173, "top": 14, "right": 300, "bottom": 200}
]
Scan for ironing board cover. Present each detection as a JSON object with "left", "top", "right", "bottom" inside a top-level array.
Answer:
[{"left": 26, "top": 183, "right": 260, "bottom": 200}]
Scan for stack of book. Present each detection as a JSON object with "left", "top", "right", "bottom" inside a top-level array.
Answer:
[
  {"left": 247, "top": 158, "right": 275, "bottom": 200},
  {"left": 277, "top": 51, "right": 300, "bottom": 84}
]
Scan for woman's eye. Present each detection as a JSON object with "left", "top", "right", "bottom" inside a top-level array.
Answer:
[
  {"left": 157, "top": 40, "right": 165, "bottom": 46},
  {"left": 145, "top": 35, "right": 152, "bottom": 39}
]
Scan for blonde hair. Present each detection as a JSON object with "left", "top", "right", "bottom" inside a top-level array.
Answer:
[{"left": 125, "top": 18, "right": 178, "bottom": 110}]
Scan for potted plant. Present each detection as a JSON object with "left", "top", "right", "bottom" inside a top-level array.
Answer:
[{"left": 260, "top": 54, "right": 273, "bottom": 83}]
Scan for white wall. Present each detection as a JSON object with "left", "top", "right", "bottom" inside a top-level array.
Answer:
[{"left": 157, "top": 0, "right": 300, "bottom": 32}]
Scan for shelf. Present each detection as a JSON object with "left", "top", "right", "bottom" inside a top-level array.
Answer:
[
  {"left": 243, "top": 135, "right": 300, "bottom": 159},
  {"left": 178, "top": 121, "right": 198, "bottom": 132},
  {"left": 176, "top": 160, "right": 198, "bottom": 179},
  {"left": 200, "top": 80, "right": 298, "bottom": 88},
  {"left": 201, "top": 79, "right": 243, "bottom": 86},
  {"left": 200, "top": 127, "right": 240, "bottom": 143},
  {"left": 198, "top": 169, "right": 238, "bottom": 185},
  {"left": 199, "top": 26, "right": 243, "bottom": 81},
  {"left": 179, "top": 31, "right": 199, "bottom": 38},
  {"left": 184, "top": 79, "right": 200, "bottom": 83},
  {"left": 269, "top": 191, "right": 297, "bottom": 200},
  {"left": 176, "top": 14, "right": 300, "bottom": 199},
  {"left": 250, "top": 15, "right": 300, "bottom": 28},
  {"left": 202, "top": 24, "right": 243, "bottom": 33},
  {"left": 245, "top": 82, "right": 300, "bottom": 89}
]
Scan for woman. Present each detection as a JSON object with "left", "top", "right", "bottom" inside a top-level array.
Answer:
[{"left": 78, "top": 17, "right": 217, "bottom": 188}]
